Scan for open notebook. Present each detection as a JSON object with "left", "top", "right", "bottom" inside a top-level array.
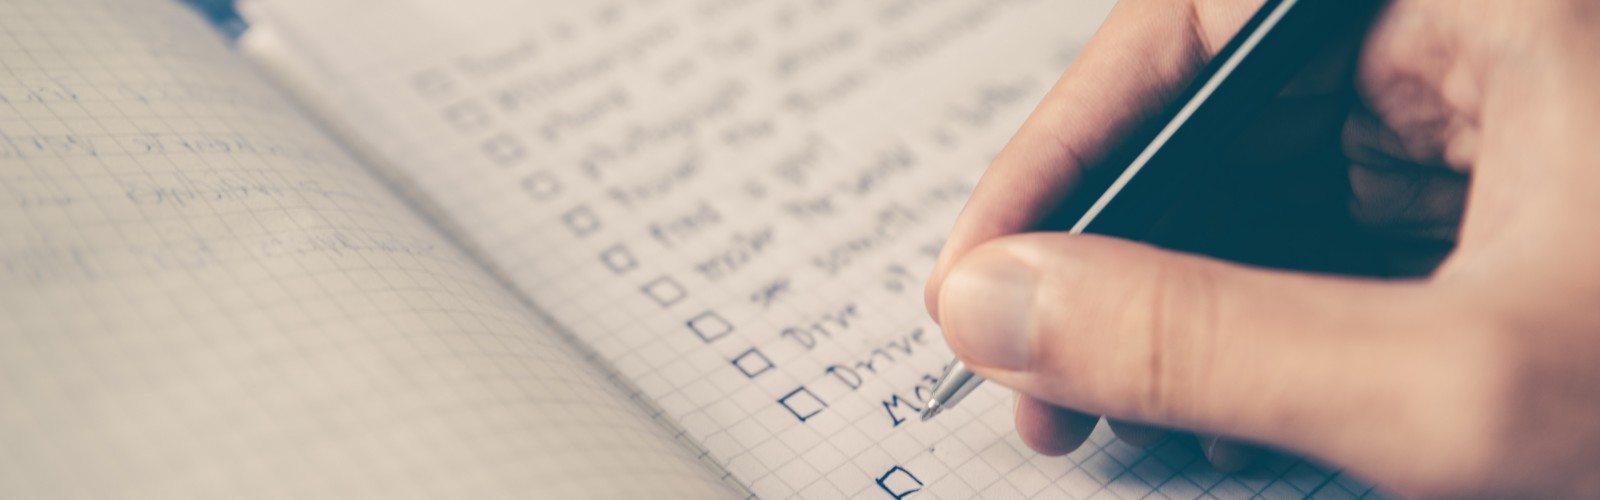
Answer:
[{"left": 0, "top": 0, "right": 1381, "bottom": 498}]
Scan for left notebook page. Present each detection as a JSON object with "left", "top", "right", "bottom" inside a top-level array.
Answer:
[{"left": 0, "top": 1, "right": 736, "bottom": 499}]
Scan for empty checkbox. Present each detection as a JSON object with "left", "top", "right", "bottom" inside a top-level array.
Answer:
[
  {"left": 520, "top": 171, "right": 561, "bottom": 201},
  {"left": 730, "top": 348, "right": 774, "bottom": 378},
  {"left": 442, "top": 101, "right": 490, "bottom": 132},
  {"left": 876, "top": 466, "right": 923, "bottom": 500},
  {"left": 482, "top": 134, "right": 525, "bottom": 166},
  {"left": 599, "top": 244, "right": 636, "bottom": 274},
  {"left": 778, "top": 386, "right": 826, "bottom": 422},
  {"left": 561, "top": 205, "right": 600, "bottom": 237},
  {"left": 641, "top": 276, "right": 686, "bottom": 307},
  {"left": 686, "top": 310, "right": 732, "bottom": 343}
]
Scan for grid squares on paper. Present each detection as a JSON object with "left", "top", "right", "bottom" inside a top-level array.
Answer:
[{"left": 0, "top": 0, "right": 738, "bottom": 498}]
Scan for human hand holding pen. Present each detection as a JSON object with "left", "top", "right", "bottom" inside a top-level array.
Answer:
[{"left": 925, "top": 0, "right": 1600, "bottom": 497}]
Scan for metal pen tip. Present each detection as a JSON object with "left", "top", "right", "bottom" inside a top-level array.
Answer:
[
  {"left": 920, "top": 399, "right": 943, "bottom": 422},
  {"left": 920, "top": 359, "right": 982, "bottom": 423}
]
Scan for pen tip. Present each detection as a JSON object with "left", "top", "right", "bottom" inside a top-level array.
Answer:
[{"left": 920, "top": 400, "right": 942, "bottom": 422}]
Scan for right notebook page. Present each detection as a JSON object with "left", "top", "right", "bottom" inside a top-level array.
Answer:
[{"left": 244, "top": 0, "right": 1382, "bottom": 497}]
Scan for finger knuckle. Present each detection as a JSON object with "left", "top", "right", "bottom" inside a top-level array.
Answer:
[{"left": 1117, "top": 257, "right": 1221, "bottom": 426}]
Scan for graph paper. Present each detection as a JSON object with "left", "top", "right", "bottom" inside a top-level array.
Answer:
[{"left": 0, "top": 1, "right": 735, "bottom": 498}]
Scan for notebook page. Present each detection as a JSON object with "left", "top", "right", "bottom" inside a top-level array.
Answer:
[
  {"left": 247, "top": 0, "right": 1381, "bottom": 498},
  {"left": 0, "top": 1, "right": 737, "bottom": 498}
]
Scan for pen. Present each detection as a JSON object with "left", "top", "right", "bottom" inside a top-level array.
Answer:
[{"left": 921, "top": 0, "right": 1381, "bottom": 422}]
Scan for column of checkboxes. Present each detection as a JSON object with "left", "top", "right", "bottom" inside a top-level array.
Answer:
[
  {"left": 416, "top": 66, "right": 572, "bottom": 204},
  {"left": 561, "top": 166, "right": 805, "bottom": 422},
  {"left": 600, "top": 241, "right": 779, "bottom": 382},
  {"left": 415, "top": 69, "right": 493, "bottom": 136},
  {"left": 417, "top": 67, "right": 567, "bottom": 206}
]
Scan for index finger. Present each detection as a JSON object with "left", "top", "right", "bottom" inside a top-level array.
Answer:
[{"left": 924, "top": 0, "right": 1264, "bottom": 318}]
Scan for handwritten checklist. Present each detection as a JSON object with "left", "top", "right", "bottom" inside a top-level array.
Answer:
[{"left": 246, "top": 0, "right": 1387, "bottom": 497}]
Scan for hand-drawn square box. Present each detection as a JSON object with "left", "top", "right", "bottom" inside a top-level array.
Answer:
[
  {"left": 520, "top": 171, "right": 561, "bottom": 201},
  {"left": 876, "top": 466, "right": 923, "bottom": 500},
  {"left": 730, "top": 348, "right": 774, "bottom": 378},
  {"left": 599, "top": 244, "right": 636, "bottom": 274},
  {"left": 641, "top": 276, "right": 686, "bottom": 307},
  {"left": 686, "top": 310, "right": 733, "bottom": 343},
  {"left": 481, "top": 134, "right": 525, "bottom": 166},
  {"left": 561, "top": 205, "right": 601, "bottom": 237},
  {"left": 778, "top": 386, "right": 826, "bottom": 422},
  {"left": 442, "top": 101, "right": 490, "bottom": 132},
  {"left": 410, "top": 69, "right": 455, "bottom": 98}
]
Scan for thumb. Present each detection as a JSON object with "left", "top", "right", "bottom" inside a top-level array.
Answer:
[{"left": 935, "top": 233, "right": 1489, "bottom": 465}]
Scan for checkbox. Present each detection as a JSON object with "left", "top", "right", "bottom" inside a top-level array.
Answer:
[
  {"left": 561, "top": 205, "right": 600, "bottom": 237},
  {"left": 442, "top": 101, "right": 490, "bottom": 132},
  {"left": 411, "top": 70, "right": 455, "bottom": 98},
  {"left": 520, "top": 171, "right": 561, "bottom": 201},
  {"left": 599, "top": 244, "right": 636, "bottom": 274},
  {"left": 641, "top": 276, "right": 686, "bottom": 307},
  {"left": 778, "top": 386, "right": 827, "bottom": 422},
  {"left": 876, "top": 466, "right": 923, "bottom": 500},
  {"left": 686, "top": 310, "right": 732, "bottom": 343},
  {"left": 730, "top": 348, "right": 774, "bottom": 378},
  {"left": 482, "top": 134, "right": 525, "bottom": 166}
]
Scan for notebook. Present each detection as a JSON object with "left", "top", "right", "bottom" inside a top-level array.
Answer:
[{"left": 0, "top": 0, "right": 1381, "bottom": 497}]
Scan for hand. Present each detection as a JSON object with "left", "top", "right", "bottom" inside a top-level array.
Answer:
[{"left": 924, "top": 0, "right": 1600, "bottom": 497}]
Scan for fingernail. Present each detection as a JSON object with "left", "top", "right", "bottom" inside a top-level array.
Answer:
[{"left": 940, "top": 250, "right": 1036, "bottom": 370}]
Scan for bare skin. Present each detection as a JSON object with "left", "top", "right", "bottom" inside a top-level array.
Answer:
[{"left": 925, "top": 0, "right": 1600, "bottom": 497}]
